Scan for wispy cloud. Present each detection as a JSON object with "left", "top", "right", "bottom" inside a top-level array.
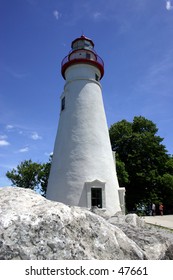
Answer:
[
  {"left": 18, "top": 147, "right": 29, "bottom": 153},
  {"left": 6, "top": 124, "right": 14, "bottom": 131},
  {"left": 92, "top": 12, "right": 102, "bottom": 20},
  {"left": 6, "top": 124, "right": 27, "bottom": 134},
  {"left": 128, "top": 47, "right": 173, "bottom": 121},
  {"left": 30, "top": 132, "right": 42, "bottom": 140},
  {"left": 5, "top": 67, "right": 28, "bottom": 79},
  {"left": 5, "top": 124, "right": 42, "bottom": 141},
  {"left": 166, "top": 0, "right": 173, "bottom": 10},
  {"left": 53, "top": 10, "right": 61, "bottom": 20},
  {"left": 0, "top": 135, "right": 10, "bottom": 146},
  {"left": 135, "top": 49, "right": 173, "bottom": 97}
]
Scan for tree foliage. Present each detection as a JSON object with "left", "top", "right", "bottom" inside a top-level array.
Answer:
[
  {"left": 110, "top": 116, "right": 173, "bottom": 213},
  {"left": 38, "top": 156, "right": 52, "bottom": 196},
  {"left": 6, "top": 157, "right": 52, "bottom": 197},
  {"left": 115, "top": 155, "right": 129, "bottom": 187},
  {"left": 6, "top": 160, "right": 41, "bottom": 190}
]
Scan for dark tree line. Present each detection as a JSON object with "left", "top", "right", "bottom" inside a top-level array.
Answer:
[
  {"left": 110, "top": 116, "right": 173, "bottom": 214},
  {"left": 6, "top": 116, "right": 173, "bottom": 214}
]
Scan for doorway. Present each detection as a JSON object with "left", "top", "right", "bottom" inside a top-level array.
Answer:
[{"left": 91, "top": 188, "right": 102, "bottom": 208}]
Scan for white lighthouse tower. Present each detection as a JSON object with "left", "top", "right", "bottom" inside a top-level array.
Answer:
[{"left": 46, "top": 35, "right": 124, "bottom": 215}]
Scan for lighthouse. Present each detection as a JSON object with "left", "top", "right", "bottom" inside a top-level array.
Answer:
[{"left": 46, "top": 35, "right": 124, "bottom": 215}]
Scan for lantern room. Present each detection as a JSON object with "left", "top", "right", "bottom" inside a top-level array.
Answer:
[{"left": 61, "top": 35, "right": 104, "bottom": 80}]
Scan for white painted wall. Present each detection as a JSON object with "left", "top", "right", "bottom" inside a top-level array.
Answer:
[{"left": 46, "top": 63, "right": 121, "bottom": 215}]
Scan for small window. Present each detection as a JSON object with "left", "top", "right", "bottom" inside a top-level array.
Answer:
[
  {"left": 77, "top": 40, "right": 84, "bottom": 48},
  {"left": 86, "top": 53, "right": 91, "bottom": 59},
  {"left": 61, "top": 97, "right": 65, "bottom": 111},
  {"left": 95, "top": 73, "right": 99, "bottom": 81},
  {"left": 91, "top": 188, "right": 102, "bottom": 208},
  {"left": 73, "top": 42, "right": 78, "bottom": 50}
]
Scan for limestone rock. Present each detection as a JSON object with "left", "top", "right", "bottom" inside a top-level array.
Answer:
[
  {"left": 109, "top": 214, "right": 173, "bottom": 260},
  {"left": 0, "top": 187, "right": 173, "bottom": 260},
  {"left": 162, "top": 244, "right": 173, "bottom": 259},
  {"left": 0, "top": 187, "right": 145, "bottom": 260},
  {"left": 125, "top": 213, "right": 145, "bottom": 227}
]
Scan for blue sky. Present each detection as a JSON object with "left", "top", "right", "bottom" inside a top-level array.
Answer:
[{"left": 0, "top": 0, "right": 173, "bottom": 186}]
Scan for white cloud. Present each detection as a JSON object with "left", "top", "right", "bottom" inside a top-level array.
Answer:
[
  {"left": 0, "top": 140, "right": 10, "bottom": 146},
  {"left": 53, "top": 10, "right": 61, "bottom": 20},
  {"left": 0, "top": 135, "right": 10, "bottom": 146},
  {"left": 166, "top": 0, "right": 173, "bottom": 10},
  {"left": 6, "top": 124, "right": 14, "bottom": 130},
  {"left": 18, "top": 147, "right": 29, "bottom": 153},
  {"left": 30, "top": 132, "right": 42, "bottom": 140},
  {"left": 93, "top": 12, "right": 102, "bottom": 20}
]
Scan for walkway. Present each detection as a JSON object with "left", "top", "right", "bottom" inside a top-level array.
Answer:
[{"left": 144, "top": 215, "right": 173, "bottom": 230}]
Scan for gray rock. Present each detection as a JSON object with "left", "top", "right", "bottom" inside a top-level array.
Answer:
[
  {"left": 0, "top": 187, "right": 145, "bottom": 260},
  {"left": 125, "top": 213, "right": 145, "bottom": 227},
  {"left": 0, "top": 187, "right": 173, "bottom": 260},
  {"left": 109, "top": 214, "right": 173, "bottom": 260},
  {"left": 161, "top": 244, "right": 173, "bottom": 259},
  {"left": 108, "top": 213, "right": 145, "bottom": 227}
]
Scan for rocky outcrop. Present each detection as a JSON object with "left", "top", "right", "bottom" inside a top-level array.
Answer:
[
  {"left": 0, "top": 187, "right": 173, "bottom": 260},
  {"left": 109, "top": 214, "right": 173, "bottom": 260}
]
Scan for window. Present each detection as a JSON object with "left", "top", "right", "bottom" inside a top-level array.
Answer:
[
  {"left": 84, "top": 41, "right": 92, "bottom": 50},
  {"left": 61, "top": 97, "right": 65, "bottom": 111},
  {"left": 85, "top": 180, "right": 105, "bottom": 209},
  {"left": 95, "top": 73, "right": 99, "bottom": 81},
  {"left": 86, "top": 53, "right": 91, "bottom": 59},
  {"left": 77, "top": 40, "right": 84, "bottom": 48},
  {"left": 91, "top": 188, "right": 102, "bottom": 208},
  {"left": 73, "top": 42, "right": 78, "bottom": 50}
]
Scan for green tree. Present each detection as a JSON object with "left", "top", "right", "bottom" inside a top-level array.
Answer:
[
  {"left": 110, "top": 119, "right": 132, "bottom": 161},
  {"left": 38, "top": 155, "right": 52, "bottom": 196},
  {"left": 109, "top": 116, "right": 169, "bottom": 211},
  {"left": 6, "top": 157, "right": 52, "bottom": 196},
  {"left": 6, "top": 159, "right": 41, "bottom": 190},
  {"left": 115, "top": 154, "right": 129, "bottom": 188},
  {"left": 159, "top": 174, "right": 173, "bottom": 213},
  {"left": 165, "top": 156, "right": 173, "bottom": 175}
]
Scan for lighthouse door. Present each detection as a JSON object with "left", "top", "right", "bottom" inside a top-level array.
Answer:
[{"left": 91, "top": 188, "right": 102, "bottom": 208}]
